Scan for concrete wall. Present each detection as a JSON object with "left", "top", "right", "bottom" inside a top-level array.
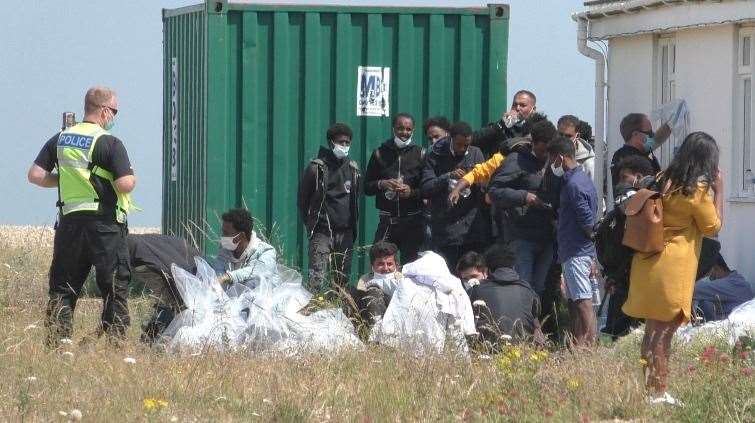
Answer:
[{"left": 606, "top": 24, "right": 755, "bottom": 283}]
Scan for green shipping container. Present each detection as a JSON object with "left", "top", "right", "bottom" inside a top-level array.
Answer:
[{"left": 162, "top": 0, "right": 509, "bottom": 277}]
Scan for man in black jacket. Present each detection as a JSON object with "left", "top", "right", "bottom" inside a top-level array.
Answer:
[
  {"left": 472, "top": 89, "right": 538, "bottom": 157},
  {"left": 610, "top": 112, "right": 671, "bottom": 194},
  {"left": 468, "top": 244, "right": 544, "bottom": 346},
  {"left": 365, "top": 113, "right": 425, "bottom": 264},
  {"left": 421, "top": 121, "right": 490, "bottom": 269},
  {"left": 297, "top": 123, "right": 360, "bottom": 292},
  {"left": 488, "top": 119, "right": 557, "bottom": 296}
]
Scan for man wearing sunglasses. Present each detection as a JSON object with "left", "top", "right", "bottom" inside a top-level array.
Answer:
[
  {"left": 28, "top": 86, "right": 137, "bottom": 347},
  {"left": 610, "top": 113, "right": 671, "bottom": 195}
]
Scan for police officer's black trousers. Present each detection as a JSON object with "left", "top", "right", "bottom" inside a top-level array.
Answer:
[{"left": 46, "top": 217, "right": 131, "bottom": 346}]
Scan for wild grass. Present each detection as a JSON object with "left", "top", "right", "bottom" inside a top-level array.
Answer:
[{"left": 0, "top": 225, "right": 753, "bottom": 422}]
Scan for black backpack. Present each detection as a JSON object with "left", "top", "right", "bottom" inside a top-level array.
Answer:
[{"left": 594, "top": 208, "right": 633, "bottom": 278}]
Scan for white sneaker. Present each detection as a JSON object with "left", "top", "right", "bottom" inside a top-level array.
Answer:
[{"left": 648, "top": 391, "right": 684, "bottom": 407}]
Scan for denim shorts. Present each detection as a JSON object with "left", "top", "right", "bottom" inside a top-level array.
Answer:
[{"left": 562, "top": 256, "right": 593, "bottom": 301}]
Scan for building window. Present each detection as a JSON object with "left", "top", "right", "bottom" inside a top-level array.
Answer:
[
  {"left": 655, "top": 35, "right": 677, "bottom": 167},
  {"left": 737, "top": 28, "right": 754, "bottom": 197}
]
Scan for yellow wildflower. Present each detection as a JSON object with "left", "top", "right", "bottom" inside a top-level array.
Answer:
[
  {"left": 143, "top": 398, "right": 168, "bottom": 412},
  {"left": 496, "top": 356, "right": 512, "bottom": 370},
  {"left": 639, "top": 358, "right": 648, "bottom": 367},
  {"left": 507, "top": 347, "right": 522, "bottom": 360},
  {"left": 566, "top": 379, "right": 580, "bottom": 390}
]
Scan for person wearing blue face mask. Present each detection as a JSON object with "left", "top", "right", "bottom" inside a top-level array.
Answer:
[
  {"left": 28, "top": 86, "right": 137, "bottom": 347},
  {"left": 610, "top": 113, "right": 672, "bottom": 196},
  {"left": 298, "top": 123, "right": 360, "bottom": 294}
]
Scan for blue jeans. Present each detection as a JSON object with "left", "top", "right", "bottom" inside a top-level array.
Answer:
[{"left": 510, "top": 239, "right": 554, "bottom": 295}]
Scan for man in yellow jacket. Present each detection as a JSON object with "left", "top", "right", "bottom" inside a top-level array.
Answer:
[{"left": 28, "top": 86, "right": 137, "bottom": 347}]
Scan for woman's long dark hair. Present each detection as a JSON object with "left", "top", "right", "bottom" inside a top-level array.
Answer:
[{"left": 660, "top": 131, "right": 719, "bottom": 196}]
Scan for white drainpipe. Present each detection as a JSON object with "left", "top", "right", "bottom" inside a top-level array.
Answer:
[{"left": 576, "top": 17, "right": 609, "bottom": 214}]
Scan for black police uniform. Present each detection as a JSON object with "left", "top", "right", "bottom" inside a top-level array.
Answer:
[{"left": 34, "top": 126, "right": 133, "bottom": 345}]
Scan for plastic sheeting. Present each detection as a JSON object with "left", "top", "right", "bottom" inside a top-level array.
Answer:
[
  {"left": 651, "top": 99, "right": 689, "bottom": 140},
  {"left": 676, "top": 298, "right": 755, "bottom": 345},
  {"left": 369, "top": 252, "right": 476, "bottom": 355},
  {"left": 160, "top": 257, "right": 361, "bottom": 354}
]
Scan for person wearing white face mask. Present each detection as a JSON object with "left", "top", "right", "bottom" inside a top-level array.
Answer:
[
  {"left": 547, "top": 137, "right": 599, "bottom": 347},
  {"left": 298, "top": 123, "right": 360, "bottom": 294},
  {"left": 215, "top": 208, "right": 277, "bottom": 289},
  {"left": 421, "top": 121, "right": 490, "bottom": 267},
  {"left": 365, "top": 113, "right": 426, "bottom": 264},
  {"left": 347, "top": 241, "right": 402, "bottom": 331}
]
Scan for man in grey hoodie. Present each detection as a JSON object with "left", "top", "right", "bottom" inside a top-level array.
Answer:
[{"left": 557, "top": 115, "right": 595, "bottom": 180}]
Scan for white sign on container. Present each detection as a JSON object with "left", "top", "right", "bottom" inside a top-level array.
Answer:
[{"left": 356, "top": 66, "right": 390, "bottom": 117}]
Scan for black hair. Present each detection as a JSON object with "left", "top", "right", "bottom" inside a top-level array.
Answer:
[
  {"left": 557, "top": 115, "right": 581, "bottom": 129},
  {"left": 449, "top": 121, "right": 473, "bottom": 139},
  {"left": 326, "top": 122, "right": 353, "bottom": 141},
  {"left": 483, "top": 244, "right": 516, "bottom": 272},
  {"left": 530, "top": 119, "right": 557, "bottom": 145},
  {"left": 520, "top": 112, "right": 548, "bottom": 136},
  {"left": 616, "top": 155, "right": 655, "bottom": 177},
  {"left": 392, "top": 112, "right": 415, "bottom": 128},
  {"left": 424, "top": 116, "right": 451, "bottom": 134},
  {"left": 369, "top": 241, "right": 398, "bottom": 264},
  {"left": 546, "top": 136, "right": 576, "bottom": 159},
  {"left": 619, "top": 113, "right": 647, "bottom": 142},
  {"left": 697, "top": 237, "right": 722, "bottom": 280},
  {"left": 221, "top": 208, "right": 254, "bottom": 239},
  {"left": 577, "top": 120, "right": 593, "bottom": 141},
  {"left": 513, "top": 89, "right": 537, "bottom": 105},
  {"left": 716, "top": 254, "right": 731, "bottom": 273},
  {"left": 456, "top": 251, "right": 486, "bottom": 274},
  {"left": 660, "top": 131, "right": 719, "bottom": 196}
]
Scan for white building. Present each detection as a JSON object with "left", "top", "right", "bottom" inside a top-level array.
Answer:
[{"left": 573, "top": 0, "right": 755, "bottom": 282}]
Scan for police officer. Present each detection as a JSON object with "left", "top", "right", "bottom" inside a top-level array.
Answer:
[
  {"left": 297, "top": 123, "right": 360, "bottom": 293},
  {"left": 365, "top": 113, "right": 425, "bottom": 264},
  {"left": 28, "top": 86, "right": 137, "bottom": 347}
]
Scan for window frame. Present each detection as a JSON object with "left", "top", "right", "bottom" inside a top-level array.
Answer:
[
  {"left": 735, "top": 27, "right": 755, "bottom": 198},
  {"left": 654, "top": 35, "right": 677, "bottom": 168}
]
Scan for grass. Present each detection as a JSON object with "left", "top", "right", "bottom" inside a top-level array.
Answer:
[{"left": 0, "top": 225, "right": 753, "bottom": 422}]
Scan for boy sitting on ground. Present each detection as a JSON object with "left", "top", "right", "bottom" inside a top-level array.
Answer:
[
  {"left": 348, "top": 241, "right": 402, "bottom": 330},
  {"left": 456, "top": 251, "right": 488, "bottom": 292}
]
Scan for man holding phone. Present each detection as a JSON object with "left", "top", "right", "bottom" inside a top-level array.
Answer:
[{"left": 487, "top": 119, "right": 558, "bottom": 296}]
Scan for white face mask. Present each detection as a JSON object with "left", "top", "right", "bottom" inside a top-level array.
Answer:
[
  {"left": 332, "top": 144, "right": 350, "bottom": 159},
  {"left": 394, "top": 134, "right": 413, "bottom": 148},
  {"left": 372, "top": 270, "right": 395, "bottom": 279},
  {"left": 550, "top": 158, "right": 565, "bottom": 177},
  {"left": 466, "top": 278, "right": 481, "bottom": 288},
  {"left": 220, "top": 234, "right": 240, "bottom": 251}
]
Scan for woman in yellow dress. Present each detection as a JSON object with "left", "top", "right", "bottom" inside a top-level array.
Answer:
[{"left": 622, "top": 132, "right": 723, "bottom": 404}]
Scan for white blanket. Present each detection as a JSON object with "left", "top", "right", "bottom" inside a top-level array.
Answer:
[{"left": 370, "top": 252, "right": 476, "bottom": 355}]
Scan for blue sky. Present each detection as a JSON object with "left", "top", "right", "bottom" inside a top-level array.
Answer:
[{"left": 0, "top": 0, "right": 594, "bottom": 227}]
